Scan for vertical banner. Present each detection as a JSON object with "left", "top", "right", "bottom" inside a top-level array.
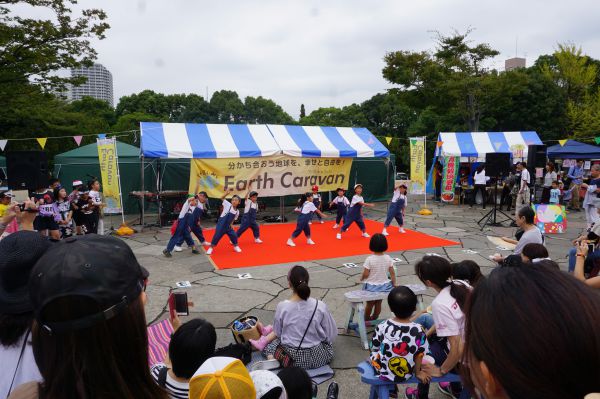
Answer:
[
  {"left": 409, "top": 137, "right": 426, "bottom": 194},
  {"left": 441, "top": 156, "right": 459, "bottom": 202},
  {"left": 97, "top": 138, "right": 122, "bottom": 214}
]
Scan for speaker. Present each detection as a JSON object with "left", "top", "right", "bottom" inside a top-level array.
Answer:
[
  {"left": 527, "top": 144, "right": 547, "bottom": 169},
  {"left": 485, "top": 152, "right": 511, "bottom": 177},
  {"left": 6, "top": 151, "right": 49, "bottom": 192}
]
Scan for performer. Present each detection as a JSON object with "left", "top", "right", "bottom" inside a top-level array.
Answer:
[
  {"left": 163, "top": 194, "right": 200, "bottom": 258},
  {"left": 310, "top": 185, "right": 324, "bottom": 224},
  {"left": 330, "top": 187, "right": 350, "bottom": 228},
  {"left": 206, "top": 189, "right": 242, "bottom": 255},
  {"left": 287, "top": 192, "right": 328, "bottom": 247},
  {"left": 236, "top": 189, "right": 262, "bottom": 243},
  {"left": 382, "top": 184, "right": 407, "bottom": 235},
  {"left": 336, "top": 183, "right": 374, "bottom": 240},
  {"left": 174, "top": 191, "right": 211, "bottom": 251}
]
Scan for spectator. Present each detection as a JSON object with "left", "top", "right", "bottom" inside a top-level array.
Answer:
[
  {"left": 471, "top": 165, "right": 489, "bottom": 209},
  {"left": 74, "top": 190, "right": 94, "bottom": 234},
  {"left": 48, "top": 178, "right": 61, "bottom": 190},
  {"left": 567, "top": 159, "right": 585, "bottom": 211},
  {"left": 263, "top": 265, "right": 337, "bottom": 369},
  {"left": 567, "top": 207, "right": 600, "bottom": 272},
  {"left": 250, "top": 370, "right": 286, "bottom": 399},
  {"left": 189, "top": 357, "right": 255, "bottom": 399},
  {"left": 462, "top": 266, "right": 600, "bottom": 398},
  {"left": 151, "top": 318, "right": 217, "bottom": 399},
  {"left": 68, "top": 181, "right": 85, "bottom": 235},
  {"left": 434, "top": 161, "right": 443, "bottom": 202},
  {"left": 410, "top": 256, "right": 472, "bottom": 399},
  {"left": 520, "top": 243, "right": 550, "bottom": 263},
  {"left": 359, "top": 234, "right": 397, "bottom": 321},
  {"left": 31, "top": 182, "right": 60, "bottom": 240},
  {"left": 493, "top": 206, "right": 543, "bottom": 264},
  {"left": 581, "top": 164, "right": 600, "bottom": 228},
  {"left": 9, "top": 235, "right": 167, "bottom": 399},
  {"left": 499, "top": 171, "right": 516, "bottom": 211},
  {"left": 277, "top": 367, "right": 314, "bottom": 399},
  {"left": 452, "top": 260, "right": 484, "bottom": 286},
  {"left": 0, "top": 191, "right": 18, "bottom": 237},
  {"left": 87, "top": 179, "right": 103, "bottom": 234},
  {"left": 574, "top": 241, "right": 600, "bottom": 289},
  {"left": 535, "top": 259, "right": 560, "bottom": 270},
  {"left": 541, "top": 162, "right": 557, "bottom": 203},
  {"left": 515, "top": 161, "right": 531, "bottom": 210},
  {"left": 0, "top": 232, "right": 50, "bottom": 398},
  {"left": 549, "top": 180, "right": 561, "bottom": 205},
  {"left": 53, "top": 187, "right": 74, "bottom": 238}
]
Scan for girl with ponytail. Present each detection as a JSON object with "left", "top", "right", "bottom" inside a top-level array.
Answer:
[
  {"left": 262, "top": 266, "right": 338, "bottom": 369},
  {"left": 405, "top": 256, "right": 472, "bottom": 399}
]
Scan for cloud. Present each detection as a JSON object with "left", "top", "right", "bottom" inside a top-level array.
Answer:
[{"left": 90, "top": 0, "right": 600, "bottom": 118}]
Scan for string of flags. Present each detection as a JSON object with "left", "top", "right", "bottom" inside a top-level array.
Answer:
[{"left": 0, "top": 130, "right": 136, "bottom": 152}]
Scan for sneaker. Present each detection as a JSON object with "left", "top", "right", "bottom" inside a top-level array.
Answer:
[
  {"left": 260, "top": 324, "right": 274, "bottom": 336},
  {"left": 362, "top": 232, "right": 370, "bottom": 238},
  {"left": 307, "top": 239, "right": 315, "bottom": 245},
  {"left": 336, "top": 233, "right": 342, "bottom": 240},
  {"left": 206, "top": 247, "right": 213, "bottom": 255},
  {"left": 382, "top": 229, "right": 389, "bottom": 236},
  {"left": 332, "top": 224, "right": 339, "bottom": 229},
  {"left": 287, "top": 239, "right": 296, "bottom": 247},
  {"left": 233, "top": 246, "right": 242, "bottom": 253},
  {"left": 192, "top": 248, "right": 200, "bottom": 254},
  {"left": 200, "top": 241, "right": 211, "bottom": 246},
  {"left": 320, "top": 220, "right": 324, "bottom": 224},
  {"left": 255, "top": 238, "right": 263, "bottom": 243},
  {"left": 404, "top": 387, "right": 419, "bottom": 399},
  {"left": 249, "top": 335, "right": 270, "bottom": 351},
  {"left": 248, "top": 359, "right": 280, "bottom": 371},
  {"left": 399, "top": 228, "right": 406, "bottom": 233},
  {"left": 162, "top": 249, "right": 172, "bottom": 258},
  {"left": 437, "top": 382, "right": 459, "bottom": 398},
  {"left": 308, "top": 221, "right": 312, "bottom": 225},
  {"left": 174, "top": 245, "right": 183, "bottom": 252}
]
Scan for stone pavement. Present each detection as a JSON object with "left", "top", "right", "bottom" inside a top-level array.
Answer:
[{"left": 120, "top": 199, "right": 583, "bottom": 399}]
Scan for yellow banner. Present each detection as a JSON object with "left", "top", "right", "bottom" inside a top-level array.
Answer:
[
  {"left": 409, "top": 137, "right": 426, "bottom": 195},
  {"left": 189, "top": 155, "right": 353, "bottom": 197},
  {"left": 97, "top": 138, "right": 122, "bottom": 213}
]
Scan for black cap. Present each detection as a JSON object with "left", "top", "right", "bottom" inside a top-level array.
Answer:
[
  {"left": 29, "top": 235, "right": 149, "bottom": 334},
  {"left": 249, "top": 191, "right": 258, "bottom": 198},
  {"left": 0, "top": 231, "right": 52, "bottom": 314}
]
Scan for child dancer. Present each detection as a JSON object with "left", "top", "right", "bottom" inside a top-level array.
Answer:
[
  {"left": 329, "top": 187, "right": 349, "bottom": 229},
  {"left": 236, "top": 190, "right": 262, "bottom": 243},
  {"left": 310, "top": 185, "right": 324, "bottom": 224},
  {"left": 382, "top": 184, "right": 407, "bottom": 235},
  {"left": 287, "top": 192, "right": 328, "bottom": 247},
  {"left": 337, "top": 184, "right": 374, "bottom": 240},
  {"left": 360, "top": 234, "right": 396, "bottom": 320},
  {"left": 163, "top": 195, "right": 200, "bottom": 257},
  {"left": 206, "top": 189, "right": 242, "bottom": 255},
  {"left": 174, "top": 191, "right": 211, "bottom": 251}
]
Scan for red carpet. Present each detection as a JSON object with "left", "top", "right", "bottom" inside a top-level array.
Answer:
[{"left": 200, "top": 219, "right": 459, "bottom": 270}]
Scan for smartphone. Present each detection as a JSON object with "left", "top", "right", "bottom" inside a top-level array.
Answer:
[
  {"left": 168, "top": 292, "right": 189, "bottom": 317},
  {"left": 588, "top": 243, "right": 595, "bottom": 254}
]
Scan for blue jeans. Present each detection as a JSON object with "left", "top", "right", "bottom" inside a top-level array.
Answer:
[
  {"left": 414, "top": 313, "right": 434, "bottom": 330},
  {"left": 568, "top": 247, "right": 600, "bottom": 272}
]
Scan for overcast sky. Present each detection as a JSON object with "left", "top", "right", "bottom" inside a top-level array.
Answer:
[{"left": 82, "top": 0, "right": 600, "bottom": 118}]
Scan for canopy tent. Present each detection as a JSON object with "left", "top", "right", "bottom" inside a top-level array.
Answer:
[
  {"left": 547, "top": 140, "right": 600, "bottom": 160},
  {"left": 435, "top": 131, "right": 542, "bottom": 159},
  {"left": 139, "top": 123, "right": 390, "bottom": 159},
  {"left": 53, "top": 142, "right": 155, "bottom": 214}
]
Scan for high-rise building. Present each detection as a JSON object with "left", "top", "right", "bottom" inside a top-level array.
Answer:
[
  {"left": 505, "top": 57, "right": 526, "bottom": 71},
  {"left": 68, "top": 63, "right": 114, "bottom": 106}
]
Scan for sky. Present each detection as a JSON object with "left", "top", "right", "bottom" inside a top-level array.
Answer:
[{"left": 38, "top": 1, "right": 600, "bottom": 118}]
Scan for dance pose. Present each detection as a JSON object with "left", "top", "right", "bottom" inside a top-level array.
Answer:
[
  {"left": 336, "top": 183, "right": 374, "bottom": 240},
  {"left": 206, "top": 189, "right": 241, "bottom": 255},
  {"left": 287, "top": 192, "right": 328, "bottom": 247},
  {"left": 330, "top": 187, "right": 349, "bottom": 228},
  {"left": 163, "top": 194, "right": 200, "bottom": 257},
  {"left": 310, "top": 185, "right": 324, "bottom": 224},
  {"left": 174, "top": 191, "right": 210, "bottom": 251},
  {"left": 236, "top": 190, "right": 262, "bottom": 243},
  {"left": 382, "top": 184, "right": 407, "bottom": 235}
]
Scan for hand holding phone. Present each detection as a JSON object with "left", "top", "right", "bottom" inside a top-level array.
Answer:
[{"left": 168, "top": 292, "right": 189, "bottom": 318}]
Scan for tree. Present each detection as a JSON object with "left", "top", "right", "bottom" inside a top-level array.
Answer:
[
  {"left": 300, "top": 104, "right": 306, "bottom": 119},
  {"left": 244, "top": 96, "right": 294, "bottom": 124},
  {"left": 209, "top": 90, "right": 244, "bottom": 123},
  {"left": 67, "top": 96, "right": 116, "bottom": 126},
  {"left": 111, "top": 112, "right": 164, "bottom": 145}
]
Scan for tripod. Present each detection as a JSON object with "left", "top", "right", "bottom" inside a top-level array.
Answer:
[{"left": 478, "top": 176, "right": 515, "bottom": 231}]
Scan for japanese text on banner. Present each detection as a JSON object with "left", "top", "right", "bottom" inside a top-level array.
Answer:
[
  {"left": 409, "top": 137, "right": 426, "bottom": 194},
  {"left": 97, "top": 138, "right": 122, "bottom": 214},
  {"left": 189, "top": 155, "right": 353, "bottom": 197},
  {"left": 441, "top": 156, "right": 459, "bottom": 203}
]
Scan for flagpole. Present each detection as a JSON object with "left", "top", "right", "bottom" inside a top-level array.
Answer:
[
  {"left": 113, "top": 139, "right": 126, "bottom": 225},
  {"left": 423, "top": 136, "right": 427, "bottom": 209}
]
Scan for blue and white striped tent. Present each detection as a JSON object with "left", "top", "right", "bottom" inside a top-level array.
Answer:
[
  {"left": 434, "top": 131, "right": 543, "bottom": 160},
  {"left": 140, "top": 123, "right": 389, "bottom": 159}
]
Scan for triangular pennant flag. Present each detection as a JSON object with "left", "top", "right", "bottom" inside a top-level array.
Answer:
[
  {"left": 97, "top": 133, "right": 106, "bottom": 139},
  {"left": 73, "top": 135, "right": 83, "bottom": 146},
  {"left": 385, "top": 136, "right": 392, "bottom": 145},
  {"left": 367, "top": 137, "right": 375, "bottom": 145},
  {"left": 558, "top": 139, "right": 568, "bottom": 146},
  {"left": 0, "top": 139, "right": 6, "bottom": 151},
  {"left": 595, "top": 137, "right": 600, "bottom": 145},
  {"left": 436, "top": 141, "right": 443, "bottom": 147},
  {"left": 36, "top": 137, "right": 47, "bottom": 149},
  {"left": 493, "top": 142, "right": 503, "bottom": 150}
]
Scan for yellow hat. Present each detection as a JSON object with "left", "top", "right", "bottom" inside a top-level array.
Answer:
[{"left": 189, "top": 357, "right": 256, "bottom": 399}]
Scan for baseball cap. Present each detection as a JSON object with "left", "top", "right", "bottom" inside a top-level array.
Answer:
[
  {"left": 29, "top": 235, "right": 149, "bottom": 334},
  {"left": 0, "top": 231, "right": 52, "bottom": 314},
  {"left": 249, "top": 191, "right": 258, "bottom": 198},
  {"left": 354, "top": 183, "right": 363, "bottom": 189},
  {"left": 312, "top": 185, "right": 319, "bottom": 191},
  {"left": 72, "top": 180, "right": 83, "bottom": 187},
  {"left": 0, "top": 190, "right": 14, "bottom": 199},
  {"left": 189, "top": 357, "right": 255, "bottom": 399},
  {"left": 250, "top": 370, "right": 287, "bottom": 399}
]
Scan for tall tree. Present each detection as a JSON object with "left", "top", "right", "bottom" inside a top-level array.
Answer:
[
  {"left": 300, "top": 103, "right": 306, "bottom": 119},
  {"left": 209, "top": 90, "right": 244, "bottom": 123},
  {"left": 244, "top": 96, "right": 294, "bottom": 124}
]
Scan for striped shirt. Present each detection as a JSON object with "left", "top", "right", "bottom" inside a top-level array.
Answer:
[{"left": 150, "top": 364, "right": 189, "bottom": 399}]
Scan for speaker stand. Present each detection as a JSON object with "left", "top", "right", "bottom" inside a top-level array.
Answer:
[{"left": 477, "top": 180, "right": 514, "bottom": 231}]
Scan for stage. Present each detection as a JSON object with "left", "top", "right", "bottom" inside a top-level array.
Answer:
[{"left": 200, "top": 219, "right": 460, "bottom": 269}]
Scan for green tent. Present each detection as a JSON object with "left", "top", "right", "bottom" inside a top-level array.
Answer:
[{"left": 53, "top": 142, "right": 154, "bottom": 214}]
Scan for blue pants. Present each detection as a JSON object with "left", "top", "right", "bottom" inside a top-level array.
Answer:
[
  {"left": 211, "top": 225, "right": 238, "bottom": 247},
  {"left": 341, "top": 207, "right": 365, "bottom": 233},
  {"left": 384, "top": 201, "right": 404, "bottom": 227},
  {"left": 292, "top": 213, "right": 311, "bottom": 239},
  {"left": 413, "top": 313, "right": 434, "bottom": 330},
  {"left": 177, "top": 223, "right": 205, "bottom": 246},
  {"left": 335, "top": 207, "right": 347, "bottom": 224},
  {"left": 167, "top": 218, "right": 194, "bottom": 252},
  {"left": 568, "top": 247, "right": 600, "bottom": 272},
  {"left": 237, "top": 215, "right": 260, "bottom": 239}
]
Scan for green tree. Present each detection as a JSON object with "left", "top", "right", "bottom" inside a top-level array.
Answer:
[
  {"left": 209, "top": 90, "right": 245, "bottom": 123},
  {"left": 300, "top": 103, "right": 306, "bottom": 119},
  {"left": 244, "top": 96, "right": 294, "bottom": 124},
  {"left": 67, "top": 96, "right": 116, "bottom": 126},
  {"left": 111, "top": 112, "right": 164, "bottom": 144}
]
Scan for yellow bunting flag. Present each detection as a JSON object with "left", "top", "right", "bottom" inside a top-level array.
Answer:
[
  {"left": 437, "top": 141, "right": 443, "bottom": 147},
  {"left": 385, "top": 136, "right": 392, "bottom": 145},
  {"left": 36, "top": 137, "right": 47, "bottom": 149},
  {"left": 558, "top": 139, "right": 568, "bottom": 146}
]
